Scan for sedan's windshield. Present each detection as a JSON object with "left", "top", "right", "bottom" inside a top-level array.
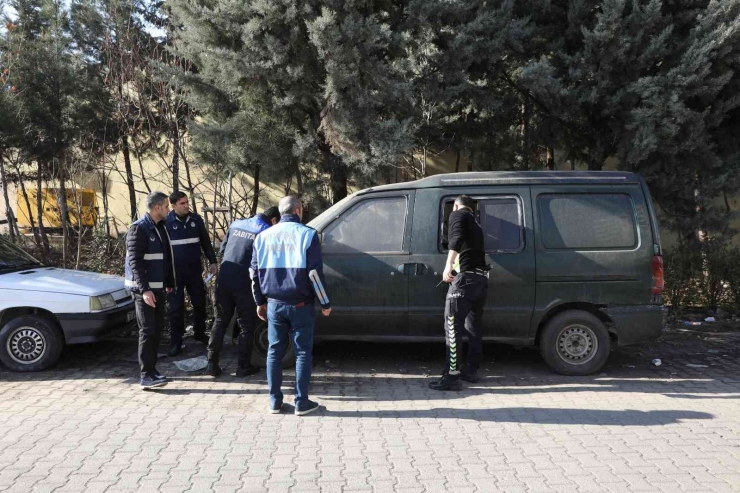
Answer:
[{"left": 0, "top": 238, "right": 42, "bottom": 273}]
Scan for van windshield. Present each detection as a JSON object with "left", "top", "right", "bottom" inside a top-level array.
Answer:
[
  {"left": 0, "top": 238, "right": 43, "bottom": 273},
  {"left": 307, "top": 193, "right": 356, "bottom": 229}
]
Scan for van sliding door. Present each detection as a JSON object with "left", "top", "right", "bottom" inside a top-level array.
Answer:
[{"left": 408, "top": 187, "right": 535, "bottom": 343}]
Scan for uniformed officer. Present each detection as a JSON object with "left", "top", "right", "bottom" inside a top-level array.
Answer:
[
  {"left": 206, "top": 206, "right": 281, "bottom": 377},
  {"left": 125, "top": 191, "right": 176, "bottom": 390},
  {"left": 251, "top": 196, "right": 332, "bottom": 416},
  {"left": 166, "top": 191, "right": 218, "bottom": 356},
  {"left": 429, "top": 194, "right": 489, "bottom": 391}
]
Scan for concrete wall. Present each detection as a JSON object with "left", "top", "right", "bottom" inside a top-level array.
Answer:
[{"left": 2, "top": 151, "right": 289, "bottom": 239}]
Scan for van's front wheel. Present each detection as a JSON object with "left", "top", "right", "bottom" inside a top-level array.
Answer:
[
  {"left": 250, "top": 321, "right": 295, "bottom": 369},
  {"left": 540, "top": 310, "right": 610, "bottom": 375}
]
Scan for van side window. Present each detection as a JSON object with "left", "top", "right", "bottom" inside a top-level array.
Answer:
[
  {"left": 323, "top": 197, "right": 407, "bottom": 254},
  {"left": 479, "top": 198, "right": 523, "bottom": 252},
  {"left": 538, "top": 194, "right": 637, "bottom": 250},
  {"left": 440, "top": 201, "right": 478, "bottom": 251},
  {"left": 439, "top": 196, "right": 523, "bottom": 253}
]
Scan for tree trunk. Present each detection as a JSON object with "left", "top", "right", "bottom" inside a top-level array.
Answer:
[
  {"left": 211, "top": 173, "right": 218, "bottom": 250},
  {"left": 131, "top": 135, "right": 151, "bottom": 193},
  {"left": 454, "top": 149, "right": 461, "bottom": 173},
  {"left": 422, "top": 146, "right": 427, "bottom": 177},
  {"left": 467, "top": 148, "right": 474, "bottom": 172},
  {"left": 55, "top": 157, "right": 73, "bottom": 268},
  {"left": 520, "top": 101, "right": 530, "bottom": 170},
  {"left": 330, "top": 161, "right": 348, "bottom": 204},
  {"left": 296, "top": 167, "right": 303, "bottom": 194},
  {"left": 35, "top": 168, "right": 50, "bottom": 261},
  {"left": 724, "top": 189, "right": 731, "bottom": 213},
  {"left": 16, "top": 163, "right": 40, "bottom": 248},
  {"left": 74, "top": 192, "right": 84, "bottom": 270},
  {"left": 182, "top": 149, "right": 196, "bottom": 214},
  {"left": 122, "top": 137, "right": 137, "bottom": 222},
  {"left": 75, "top": 226, "right": 83, "bottom": 270},
  {"left": 251, "top": 165, "right": 261, "bottom": 216},
  {"left": 0, "top": 152, "right": 16, "bottom": 243},
  {"left": 227, "top": 170, "right": 233, "bottom": 224},
  {"left": 172, "top": 127, "right": 180, "bottom": 193},
  {"left": 99, "top": 166, "right": 111, "bottom": 239},
  {"left": 546, "top": 147, "right": 555, "bottom": 171}
]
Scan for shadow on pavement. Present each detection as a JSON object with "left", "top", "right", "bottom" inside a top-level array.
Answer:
[
  {"left": 315, "top": 407, "right": 713, "bottom": 426},
  {"left": 3, "top": 334, "right": 740, "bottom": 405}
]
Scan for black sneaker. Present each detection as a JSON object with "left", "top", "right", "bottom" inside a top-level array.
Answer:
[
  {"left": 167, "top": 345, "right": 181, "bottom": 357},
  {"left": 141, "top": 375, "right": 167, "bottom": 390},
  {"left": 269, "top": 402, "right": 284, "bottom": 415},
  {"left": 295, "top": 400, "right": 321, "bottom": 416},
  {"left": 153, "top": 369, "right": 167, "bottom": 380},
  {"left": 428, "top": 374, "right": 462, "bottom": 391},
  {"left": 236, "top": 364, "right": 260, "bottom": 377},
  {"left": 193, "top": 333, "right": 208, "bottom": 344},
  {"left": 461, "top": 371, "right": 480, "bottom": 383},
  {"left": 205, "top": 361, "right": 222, "bottom": 377}
]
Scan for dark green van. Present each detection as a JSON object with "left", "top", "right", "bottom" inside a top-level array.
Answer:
[{"left": 304, "top": 171, "right": 665, "bottom": 375}]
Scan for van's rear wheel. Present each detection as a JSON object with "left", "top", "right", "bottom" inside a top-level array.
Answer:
[
  {"left": 540, "top": 310, "right": 610, "bottom": 375},
  {"left": 0, "top": 315, "right": 64, "bottom": 372}
]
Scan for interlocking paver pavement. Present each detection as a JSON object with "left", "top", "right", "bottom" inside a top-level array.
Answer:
[{"left": 2, "top": 324, "right": 740, "bottom": 492}]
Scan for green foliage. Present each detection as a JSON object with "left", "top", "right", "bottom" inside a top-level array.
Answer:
[
  {"left": 3, "top": 0, "right": 740, "bottom": 238},
  {"left": 664, "top": 240, "right": 740, "bottom": 311}
]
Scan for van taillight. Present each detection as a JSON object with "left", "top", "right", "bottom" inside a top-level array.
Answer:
[{"left": 651, "top": 256, "right": 664, "bottom": 295}]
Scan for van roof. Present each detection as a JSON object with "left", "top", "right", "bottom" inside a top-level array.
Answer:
[{"left": 357, "top": 171, "right": 641, "bottom": 195}]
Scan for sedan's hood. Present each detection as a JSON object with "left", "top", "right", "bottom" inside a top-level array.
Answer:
[{"left": 0, "top": 267, "right": 125, "bottom": 296}]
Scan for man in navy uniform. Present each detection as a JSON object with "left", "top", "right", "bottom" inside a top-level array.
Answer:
[
  {"left": 251, "top": 196, "right": 332, "bottom": 416},
  {"left": 206, "top": 206, "right": 281, "bottom": 377},
  {"left": 125, "top": 191, "right": 176, "bottom": 390},
  {"left": 166, "top": 191, "right": 218, "bottom": 356}
]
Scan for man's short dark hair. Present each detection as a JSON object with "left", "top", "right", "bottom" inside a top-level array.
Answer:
[
  {"left": 263, "top": 206, "right": 280, "bottom": 222},
  {"left": 146, "top": 191, "right": 169, "bottom": 210},
  {"left": 169, "top": 191, "right": 187, "bottom": 205},
  {"left": 455, "top": 195, "right": 475, "bottom": 210}
]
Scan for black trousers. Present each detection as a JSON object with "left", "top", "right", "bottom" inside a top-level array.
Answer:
[
  {"left": 135, "top": 292, "right": 166, "bottom": 378},
  {"left": 207, "top": 284, "right": 256, "bottom": 362},
  {"left": 444, "top": 273, "right": 488, "bottom": 375},
  {"left": 168, "top": 271, "right": 207, "bottom": 346}
]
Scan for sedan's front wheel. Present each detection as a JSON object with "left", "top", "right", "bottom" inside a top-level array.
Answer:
[{"left": 0, "top": 315, "right": 64, "bottom": 372}]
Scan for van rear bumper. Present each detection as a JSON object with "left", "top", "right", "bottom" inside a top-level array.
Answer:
[{"left": 602, "top": 305, "right": 666, "bottom": 346}]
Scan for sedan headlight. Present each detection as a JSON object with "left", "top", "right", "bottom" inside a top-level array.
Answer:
[{"left": 90, "top": 294, "right": 116, "bottom": 311}]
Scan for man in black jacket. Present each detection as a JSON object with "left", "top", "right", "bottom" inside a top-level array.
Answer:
[
  {"left": 429, "top": 195, "right": 489, "bottom": 391},
  {"left": 166, "top": 191, "right": 218, "bottom": 356},
  {"left": 125, "top": 191, "right": 176, "bottom": 390}
]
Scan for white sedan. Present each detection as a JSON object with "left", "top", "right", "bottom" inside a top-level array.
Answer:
[{"left": 0, "top": 238, "right": 135, "bottom": 372}]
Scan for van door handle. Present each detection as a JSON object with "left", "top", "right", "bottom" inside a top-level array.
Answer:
[{"left": 397, "top": 263, "right": 428, "bottom": 276}]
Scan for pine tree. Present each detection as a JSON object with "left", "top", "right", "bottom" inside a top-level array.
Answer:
[
  {"left": 70, "top": 0, "right": 159, "bottom": 221},
  {"left": 516, "top": 0, "right": 740, "bottom": 239}
]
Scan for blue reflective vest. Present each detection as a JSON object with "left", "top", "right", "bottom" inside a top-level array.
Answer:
[
  {"left": 125, "top": 214, "right": 173, "bottom": 293},
  {"left": 251, "top": 214, "right": 331, "bottom": 308},
  {"left": 218, "top": 214, "right": 271, "bottom": 291}
]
